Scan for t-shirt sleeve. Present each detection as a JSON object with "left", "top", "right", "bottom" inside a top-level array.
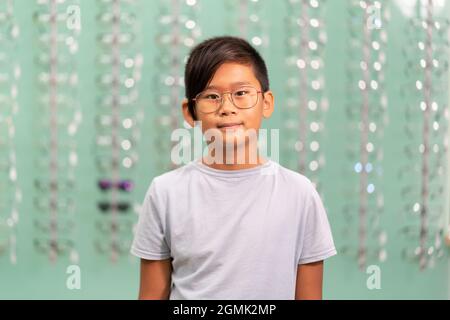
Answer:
[
  {"left": 298, "top": 181, "right": 337, "bottom": 265},
  {"left": 130, "top": 178, "right": 171, "bottom": 260}
]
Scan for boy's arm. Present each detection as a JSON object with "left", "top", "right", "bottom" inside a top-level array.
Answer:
[
  {"left": 295, "top": 260, "right": 324, "bottom": 300},
  {"left": 138, "top": 258, "right": 172, "bottom": 300}
]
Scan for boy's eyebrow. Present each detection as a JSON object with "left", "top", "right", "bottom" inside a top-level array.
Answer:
[{"left": 205, "top": 81, "right": 252, "bottom": 90}]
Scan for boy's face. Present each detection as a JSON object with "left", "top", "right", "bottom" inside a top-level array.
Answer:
[{"left": 182, "top": 62, "right": 274, "bottom": 148}]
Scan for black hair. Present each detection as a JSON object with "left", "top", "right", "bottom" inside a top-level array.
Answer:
[{"left": 184, "top": 36, "right": 270, "bottom": 120}]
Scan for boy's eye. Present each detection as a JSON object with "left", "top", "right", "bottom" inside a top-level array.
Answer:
[
  {"left": 234, "top": 90, "right": 249, "bottom": 97},
  {"left": 202, "top": 93, "right": 220, "bottom": 100}
]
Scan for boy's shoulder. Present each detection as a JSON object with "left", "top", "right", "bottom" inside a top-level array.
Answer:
[
  {"left": 275, "top": 162, "right": 314, "bottom": 189},
  {"left": 151, "top": 161, "right": 195, "bottom": 187}
]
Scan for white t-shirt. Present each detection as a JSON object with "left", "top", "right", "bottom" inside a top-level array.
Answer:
[{"left": 131, "top": 158, "right": 337, "bottom": 300}]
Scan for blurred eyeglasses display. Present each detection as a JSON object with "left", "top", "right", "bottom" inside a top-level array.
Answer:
[
  {"left": 282, "top": 0, "right": 328, "bottom": 191},
  {"left": 94, "top": 0, "right": 143, "bottom": 262},
  {"left": 153, "top": 0, "right": 201, "bottom": 173},
  {"left": 399, "top": 0, "right": 449, "bottom": 270},
  {"left": 339, "top": 0, "right": 389, "bottom": 270},
  {"left": 0, "top": 0, "right": 20, "bottom": 265},
  {"left": 32, "top": 0, "right": 81, "bottom": 264},
  {"left": 225, "top": 0, "right": 268, "bottom": 50}
]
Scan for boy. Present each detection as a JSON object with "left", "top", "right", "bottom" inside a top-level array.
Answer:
[{"left": 131, "top": 36, "right": 336, "bottom": 299}]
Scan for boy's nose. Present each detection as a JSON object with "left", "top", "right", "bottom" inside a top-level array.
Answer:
[{"left": 218, "top": 93, "right": 237, "bottom": 114}]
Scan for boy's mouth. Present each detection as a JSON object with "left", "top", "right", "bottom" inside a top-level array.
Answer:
[{"left": 217, "top": 122, "right": 244, "bottom": 129}]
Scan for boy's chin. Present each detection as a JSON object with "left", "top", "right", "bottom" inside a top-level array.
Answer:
[{"left": 222, "top": 135, "right": 247, "bottom": 148}]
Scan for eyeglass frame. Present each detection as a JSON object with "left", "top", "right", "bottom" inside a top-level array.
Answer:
[{"left": 191, "top": 85, "right": 266, "bottom": 114}]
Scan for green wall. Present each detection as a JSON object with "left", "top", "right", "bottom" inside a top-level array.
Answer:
[{"left": 0, "top": 0, "right": 449, "bottom": 299}]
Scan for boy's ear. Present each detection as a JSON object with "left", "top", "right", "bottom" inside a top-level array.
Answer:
[
  {"left": 182, "top": 98, "right": 195, "bottom": 127},
  {"left": 262, "top": 91, "right": 274, "bottom": 119}
]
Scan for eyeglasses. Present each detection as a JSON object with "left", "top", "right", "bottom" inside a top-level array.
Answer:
[
  {"left": 97, "top": 32, "right": 136, "bottom": 47},
  {"left": 97, "top": 179, "right": 134, "bottom": 192},
  {"left": 97, "top": 201, "right": 132, "bottom": 213},
  {"left": 97, "top": 72, "right": 140, "bottom": 89},
  {"left": 34, "top": 156, "right": 78, "bottom": 171},
  {"left": 94, "top": 237, "right": 133, "bottom": 255},
  {"left": 33, "top": 10, "right": 68, "bottom": 24},
  {"left": 96, "top": 90, "right": 139, "bottom": 109},
  {"left": 0, "top": 1, "right": 13, "bottom": 19},
  {"left": 34, "top": 237, "right": 74, "bottom": 255},
  {"left": 155, "top": 33, "right": 196, "bottom": 49},
  {"left": 34, "top": 177, "right": 75, "bottom": 193},
  {"left": 34, "top": 52, "right": 76, "bottom": 71},
  {"left": 96, "top": 11, "right": 137, "bottom": 26},
  {"left": 405, "top": 17, "right": 449, "bottom": 41},
  {"left": 34, "top": 218, "right": 74, "bottom": 234},
  {"left": 0, "top": 90, "right": 18, "bottom": 110},
  {"left": 95, "top": 135, "right": 138, "bottom": 152},
  {"left": 36, "top": 113, "right": 79, "bottom": 131},
  {"left": 95, "top": 113, "right": 141, "bottom": 132},
  {"left": 36, "top": 33, "right": 78, "bottom": 53},
  {"left": 192, "top": 86, "right": 264, "bottom": 114},
  {"left": 95, "top": 148, "right": 138, "bottom": 171},
  {"left": 95, "top": 220, "right": 134, "bottom": 234},
  {"left": 96, "top": 53, "right": 143, "bottom": 70},
  {"left": 338, "top": 244, "right": 388, "bottom": 264},
  {"left": 402, "top": 243, "right": 445, "bottom": 264},
  {"left": 0, "top": 218, "right": 11, "bottom": 255},
  {"left": 97, "top": 0, "right": 137, "bottom": 8},
  {"left": 34, "top": 196, "right": 75, "bottom": 213},
  {"left": 0, "top": 26, "right": 19, "bottom": 44},
  {"left": 37, "top": 93, "right": 78, "bottom": 111}
]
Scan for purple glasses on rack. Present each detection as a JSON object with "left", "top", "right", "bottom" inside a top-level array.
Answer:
[{"left": 97, "top": 179, "right": 134, "bottom": 192}]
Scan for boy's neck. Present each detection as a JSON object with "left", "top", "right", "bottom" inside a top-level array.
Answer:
[
  {"left": 201, "top": 146, "right": 267, "bottom": 170},
  {"left": 201, "top": 156, "right": 267, "bottom": 171}
]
